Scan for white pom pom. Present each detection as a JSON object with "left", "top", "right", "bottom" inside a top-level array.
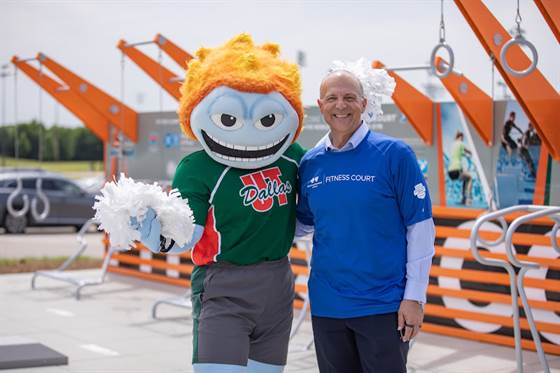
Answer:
[
  {"left": 93, "top": 174, "right": 194, "bottom": 250},
  {"left": 329, "top": 58, "right": 396, "bottom": 124}
]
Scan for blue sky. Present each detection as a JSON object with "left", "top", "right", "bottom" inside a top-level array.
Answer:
[{"left": 1, "top": 0, "right": 558, "bottom": 128}]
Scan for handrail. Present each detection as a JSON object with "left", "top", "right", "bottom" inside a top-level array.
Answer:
[
  {"left": 470, "top": 206, "right": 524, "bottom": 372},
  {"left": 504, "top": 206, "right": 560, "bottom": 373},
  {"left": 505, "top": 206, "right": 560, "bottom": 267},
  {"left": 470, "top": 204, "right": 559, "bottom": 373}
]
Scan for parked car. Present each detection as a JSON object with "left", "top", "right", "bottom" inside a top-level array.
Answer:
[{"left": 0, "top": 169, "right": 96, "bottom": 234}]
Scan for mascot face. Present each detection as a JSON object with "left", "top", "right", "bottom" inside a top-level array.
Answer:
[
  {"left": 178, "top": 33, "right": 303, "bottom": 170},
  {"left": 190, "top": 87, "right": 299, "bottom": 169}
]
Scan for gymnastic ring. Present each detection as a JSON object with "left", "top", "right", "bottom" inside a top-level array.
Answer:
[
  {"left": 30, "top": 178, "right": 50, "bottom": 221},
  {"left": 500, "top": 34, "right": 538, "bottom": 77},
  {"left": 430, "top": 42, "right": 454, "bottom": 78}
]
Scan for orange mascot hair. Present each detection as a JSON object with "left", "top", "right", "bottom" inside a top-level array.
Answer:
[{"left": 178, "top": 33, "right": 303, "bottom": 140}]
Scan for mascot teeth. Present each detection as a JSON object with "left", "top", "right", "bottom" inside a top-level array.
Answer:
[{"left": 201, "top": 130, "right": 289, "bottom": 159}]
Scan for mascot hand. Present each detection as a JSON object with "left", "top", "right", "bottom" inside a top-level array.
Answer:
[{"left": 130, "top": 207, "right": 161, "bottom": 253}]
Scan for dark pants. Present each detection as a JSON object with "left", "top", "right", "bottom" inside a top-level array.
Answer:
[{"left": 312, "top": 313, "right": 409, "bottom": 373}]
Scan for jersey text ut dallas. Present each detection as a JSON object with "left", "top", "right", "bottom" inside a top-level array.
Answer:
[{"left": 239, "top": 167, "right": 293, "bottom": 212}]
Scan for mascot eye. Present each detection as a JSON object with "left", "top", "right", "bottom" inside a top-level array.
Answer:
[
  {"left": 211, "top": 113, "right": 243, "bottom": 130},
  {"left": 221, "top": 114, "right": 236, "bottom": 126},
  {"left": 255, "top": 113, "right": 283, "bottom": 130}
]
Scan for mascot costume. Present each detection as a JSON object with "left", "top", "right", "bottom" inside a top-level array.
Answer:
[{"left": 95, "top": 33, "right": 305, "bottom": 373}]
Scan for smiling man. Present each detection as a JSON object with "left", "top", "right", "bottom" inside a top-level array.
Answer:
[{"left": 296, "top": 67, "right": 435, "bottom": 372}]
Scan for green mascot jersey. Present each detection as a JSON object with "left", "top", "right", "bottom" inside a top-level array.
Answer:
[{"left": 172, "top": 143, "right": 306, "bottom": 266}]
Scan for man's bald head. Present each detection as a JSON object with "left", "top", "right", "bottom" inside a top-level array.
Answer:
[{"left": 319, "top": 70, "right": 364, "bottom": 99}]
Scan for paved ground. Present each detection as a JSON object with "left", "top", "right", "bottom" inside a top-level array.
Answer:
[
  {"left": 0, "top": 231, "right": 559, "bottom": 372},
  {"left": 0, "top": 228, "right": 105, "bottom": 259}
]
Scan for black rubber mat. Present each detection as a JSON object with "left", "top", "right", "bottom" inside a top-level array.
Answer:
[{"left": 0, "top": 343, "right": 68, "bottom": 370}]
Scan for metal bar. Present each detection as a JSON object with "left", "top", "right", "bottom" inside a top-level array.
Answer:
[
  {"left": 121, "top": 40, "right": 155, "bottom": 48},
  {"left": 386, "top": 65, "right": 431, "bottom": 72}
]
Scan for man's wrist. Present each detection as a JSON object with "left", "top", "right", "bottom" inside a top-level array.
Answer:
[{"left": 403, "top": 298, "right": 425, "bottom": 306}]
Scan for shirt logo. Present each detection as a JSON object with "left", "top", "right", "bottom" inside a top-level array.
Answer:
[
  {"left": 324, "top": 174, "right": 376, "bottom": 183},
  {"left": 307, "top": 176, "right": 322, "bottom": 189},
  {"left": 413, "top": 183, "right": 426, "bottom": 199},
  {"left": 239, "top": 167, "right": 292, "bottom": 212}
]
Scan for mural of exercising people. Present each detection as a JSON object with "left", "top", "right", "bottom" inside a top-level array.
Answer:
[
  {"left": 447, "top": 131, "right": 473, "bottom": 206},
  {"left": 496, "top": 103, "right": 542, "bottom": 207}
]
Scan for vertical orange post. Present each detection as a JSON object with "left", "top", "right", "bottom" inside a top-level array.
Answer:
[
  {"left": 436, "top": 104, "right": 446, "bottom": 207},
  {"left": 533, "top": 147, "right": 549, "bottom": 205}
]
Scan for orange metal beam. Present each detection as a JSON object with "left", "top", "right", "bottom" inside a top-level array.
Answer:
[
  {"left": 435, "top": 104, "right": 446, "bottom": 206},
  {"left": 534, "top": 0, "right": 560, "bottom": 43},
  {"left": 372, "top": 60, "right": 434, "bottom": 145},
  {"left": 533, "top": 146, "right": 549, "bottom": 205},
  {"left": 11, "top": 56, "right": 109, "bottom": 142},
  {"left": 117, "top": 39, "right": 182, "bottom": 101},
  {"left": 37, "top": 53, "right": 138, "bottom": 143},
  {"left": 436, "top": 57, "right": 493, "bottom": 146},
  {"left": 454, "top": 0, "right": 560, "bottom": 160},
  {"left": 153, "top": 34, "right": 194, "bottom": 70}
]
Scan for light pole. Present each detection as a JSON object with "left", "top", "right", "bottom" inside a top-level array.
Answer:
[{"left": 1, "top": 64, "right": 10, "bottom": 167}]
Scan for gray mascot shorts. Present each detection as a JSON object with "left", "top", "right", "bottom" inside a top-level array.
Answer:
[{"left": 190, "top": 257, "right": 295, "bottom": 366}]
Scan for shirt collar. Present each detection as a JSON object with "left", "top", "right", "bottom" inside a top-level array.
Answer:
[{"left": 321, "top": 121, "right": 369, "bottom": 152}]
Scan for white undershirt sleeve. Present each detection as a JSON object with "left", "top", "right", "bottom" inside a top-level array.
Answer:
[
  {"left": 295, "top": 218, "right": 315, "bottom": 238},
  {"left": 403, "top": 217, "right": 435, "bottom": 303}
]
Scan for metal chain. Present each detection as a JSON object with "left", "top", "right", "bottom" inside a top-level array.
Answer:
[
  {"left": 118, "top": 50, "right": 126, "bottom": 177},
  {"left": 489, "top": 55, "right": 497, "bottom": 208},
  {"left": 158, "top": 46, "right": 163, "bottom": 113},
  {"left": 1, "top": 65, "right": 7, "bottom": 166},
  {"left": 38, "top": 61, "right": 43, "bottom": 163},
  {"left": 13, "top": 65, "right": 19, "bottom": 164},
  {"left": 515, "top": 0, "right": 522, "bottom": 35},
  {"left": 439, "top": 0, "right": 446, "bottom": 42}
]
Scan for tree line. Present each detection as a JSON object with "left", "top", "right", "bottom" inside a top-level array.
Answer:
[{"left": 0, "top": 121, "right": 103, "bottom": 161}]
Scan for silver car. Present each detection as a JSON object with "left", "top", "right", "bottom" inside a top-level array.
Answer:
[{"left": 0, "top": 169, "right": 96, "bottom": 234}]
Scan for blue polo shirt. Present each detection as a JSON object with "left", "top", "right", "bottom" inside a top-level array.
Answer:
[{"left": 297, "top": 130, "right": 432, "bottom": 318}]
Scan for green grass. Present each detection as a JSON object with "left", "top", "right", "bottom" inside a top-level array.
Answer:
[
  {"left": 0, "top": 256, "right": 103, "bottom": 274},
  {"left": 1, "top": 157, "right": 103, "bottom": 173}
]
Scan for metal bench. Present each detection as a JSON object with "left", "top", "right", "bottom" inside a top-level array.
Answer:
[{"left": 31, "top": 219, "right": 117, "bottom": 300}]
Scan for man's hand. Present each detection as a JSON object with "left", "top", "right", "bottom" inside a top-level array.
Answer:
[{"left": 397, "top": 299, "right": 424, "bottom": 342}]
